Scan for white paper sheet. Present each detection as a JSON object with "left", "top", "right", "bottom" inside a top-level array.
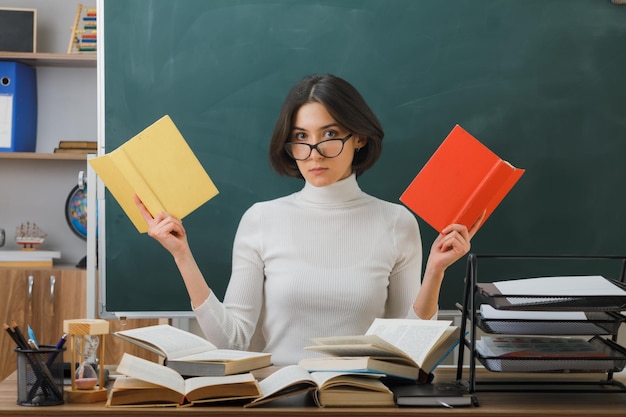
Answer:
[{"left": 0, "top": 94, "right": 14, "bottom": 148}]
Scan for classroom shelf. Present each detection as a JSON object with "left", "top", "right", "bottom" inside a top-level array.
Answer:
[
  {"left": 0, "top": 52, "right": 96, "bottom": 68},
  {"left": 0, "top": 152, "right": 88, "bottom": 161}
]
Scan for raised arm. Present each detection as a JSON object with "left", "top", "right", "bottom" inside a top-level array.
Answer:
[
  {"left": 413, "top": 212, "right": 484, "bottom": 319},
  {"left": 134, "top": 195, "right": 211, "bottom": 308}
]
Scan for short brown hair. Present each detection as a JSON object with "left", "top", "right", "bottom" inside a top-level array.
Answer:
[{"left": 269, "top": 74, "right": 384, "bottom": 178}]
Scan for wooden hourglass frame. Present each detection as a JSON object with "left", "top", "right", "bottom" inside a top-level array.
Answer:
[{"left": 63, "top": 319, "right": 110, "bottom": 403}]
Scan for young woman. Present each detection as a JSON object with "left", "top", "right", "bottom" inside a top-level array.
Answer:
[{"left": 135, "top": 74, "right": 481, "bottom": 365}]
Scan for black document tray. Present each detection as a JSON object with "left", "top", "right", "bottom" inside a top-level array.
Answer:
[
  {"left": 476, "top": 311, "right": 626, "bottom": 336},
  {"left": 477, "top": 280, "right": 626, "bottom": 311},
  {"left": 475, "top": 336, "right": 626, "bottom": 374}
]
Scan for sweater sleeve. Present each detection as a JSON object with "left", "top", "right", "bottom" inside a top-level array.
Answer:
[
  {"left": 385, "top": 206, "right": 430, "bottom": 319},
  {"left": 193, "top": 204, "right": 265, "bottom": 351}
]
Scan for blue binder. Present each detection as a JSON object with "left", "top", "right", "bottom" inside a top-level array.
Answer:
[{"left": 0, "top": 61, "right": 37, "bottom": 152}]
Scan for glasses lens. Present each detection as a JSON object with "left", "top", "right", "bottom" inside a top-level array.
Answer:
[
  {"left": 317, "top": 139, "right": 344, "bottom": 158},
  {"left": 285, "top": 135, "right": 351, "bottom": 160},
  {"left": 285, "top": 143, "right": 311, "bottom": 160}
]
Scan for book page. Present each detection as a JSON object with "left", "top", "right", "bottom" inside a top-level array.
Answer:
[
  {"left": 246, "top": 365, "right": 315, "bottom": 407},
  {"left": 183, "top": 373, "right": 256, "bottom": 395},
  {"left": 306, "top": 335, "right": 412, "bottom": 362},
  {"left": 176, "top": 349, "right": 269, "bottom": 362},
  {"left": 117, "top": 353, "right": 184, "bottom": 394},
  {"left": 112, "top": 376, "right": 162, "bottom": 389},
  {"left": 366, "top": 319, "right": 452, "bottom": 366},
  {"left": 115, "top": 324, "right": 216, "bottom": 359},
  {"left": 310, "top": 371, "right": 384, "bottom": 390}
]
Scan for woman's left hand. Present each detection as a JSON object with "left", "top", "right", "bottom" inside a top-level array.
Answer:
[
  {"left": 427, "top": 211, "right": 484, "bottom": 272},
  {"left": 414, "top": 212, "right": 485, "bottom": 319}
]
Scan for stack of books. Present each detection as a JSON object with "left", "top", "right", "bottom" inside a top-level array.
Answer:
[
  {"left": 300, "top": 318, "right": 460, "bottom": 381},
  {"left": 106, "top": 321, "right": 475, "bottom": 408},
  {"left": 53, "top": 141, "right": 97, "bottom": 155}
]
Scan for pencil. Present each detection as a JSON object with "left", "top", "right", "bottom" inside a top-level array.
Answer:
[
  {"left": 10, "top": 321, "right": 29, "bottom": 349},
  {"left": 3, "top": 323, "right": 24, "bottom": 348}
]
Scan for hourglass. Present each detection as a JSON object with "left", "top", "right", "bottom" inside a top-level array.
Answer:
[
  {"left": 74, "top": 335, "right": 99, "bottom": 389},
  {"left": 63, "top": 319, "right": 109, "bottom": 403}
]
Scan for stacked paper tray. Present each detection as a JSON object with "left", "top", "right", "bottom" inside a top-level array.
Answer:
[
  {"left": 477, "top": 280, "right": 626, "bottom": 311},
  {"left": 476, "top": 310, "right": 625, "bottom": 336},
  {"left": 475, "top": 336, "right": 626, "bottom": 373}
]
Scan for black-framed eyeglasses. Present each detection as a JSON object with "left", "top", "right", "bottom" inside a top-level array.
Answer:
[{"left": 284, "top": 134, "right": 353, "bottom": 160}]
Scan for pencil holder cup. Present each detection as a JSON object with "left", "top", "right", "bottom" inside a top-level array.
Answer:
[{"left": 15, "top": 345, "right": 65, "bottom": 406}]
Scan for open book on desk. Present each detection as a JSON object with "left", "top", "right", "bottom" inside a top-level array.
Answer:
[
  {"left": 302, "top": 319, "right": 460, "bottom": 381},
  {"left": 245, "top": 365, "right": 394, "bottom": 408},
  {"left": 107, "top": 353, "right": 261, "bottom": 407},
  {"left": 114, "top": 324, "right": 271, "bottom": 376}
]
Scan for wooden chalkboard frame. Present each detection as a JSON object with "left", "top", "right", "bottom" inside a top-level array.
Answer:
[
  {"left": 0, "top": 8, "right": 36, "bottom": 53},
  {"left": 97, "top": 0, "right": 626, "bottom": 318}
]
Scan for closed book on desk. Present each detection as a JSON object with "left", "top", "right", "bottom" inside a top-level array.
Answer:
[
  {"left": 114, "top": 324, "right": 271, "bottom": 377},
  {"left": 400, "top": 124, "right": 524, "bottom": 233},
  {"left": 390, "top": 382, "right": 475, "bottom": 407}
]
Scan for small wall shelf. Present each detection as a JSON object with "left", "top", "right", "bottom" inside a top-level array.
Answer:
[
  {"left": 0, "top": 52, "right": 96, "bottom": 68},
  {"left": 0, "top": 152, "right": 89, "bottom": 161}
]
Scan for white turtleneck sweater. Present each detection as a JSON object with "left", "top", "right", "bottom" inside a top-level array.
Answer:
[{"left": 194, "top": 174, "right": 423, "bottom": 365}]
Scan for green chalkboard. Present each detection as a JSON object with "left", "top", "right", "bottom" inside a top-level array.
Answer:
[{"left": 100, "top": 0, "right": 626, "bottom": 316}]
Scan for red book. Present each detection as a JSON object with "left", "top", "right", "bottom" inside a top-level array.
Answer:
[{"left": 399, "top": 125, "right": 524, "bottom": 233}]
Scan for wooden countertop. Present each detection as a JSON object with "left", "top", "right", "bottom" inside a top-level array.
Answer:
[{"left": 1, "top": 367, "right": 625, "bottom": 416}]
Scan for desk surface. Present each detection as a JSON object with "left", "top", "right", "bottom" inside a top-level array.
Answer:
[{"left": 1, "top": 367, "right": 626, "bottom": 417}]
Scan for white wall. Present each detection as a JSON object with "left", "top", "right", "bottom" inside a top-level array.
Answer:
[{"left": 0, "top": 1, "right": 97, "bottom": 264}]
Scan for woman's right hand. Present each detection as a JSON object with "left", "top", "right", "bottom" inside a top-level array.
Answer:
[{"left": 134, "top": 194, "right": 190, "bottom": 258}]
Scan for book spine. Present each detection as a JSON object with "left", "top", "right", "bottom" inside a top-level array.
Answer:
[{"left": 452, "top": 160, "right": 520, "bottom": 229}]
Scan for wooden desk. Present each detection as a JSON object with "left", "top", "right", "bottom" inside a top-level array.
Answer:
[{"left": 1, "top": 367, "right": 626, "bottom": 417}]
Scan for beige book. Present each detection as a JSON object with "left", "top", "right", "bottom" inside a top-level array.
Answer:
[
  {"left": 107, "top": 353, "right": 261, "bottom": 407},
  {"left": 245, "top": 365, "right": 394, "bottom": 408},
  {"left": 113, "top": 324, "right": 272, "bottom": 377},
  {"left": 89, "top": 115, "right": 218, "bottom": 233},
  {"left": 298, "top": 356, "right": 419, "bottom": 381},
  {"left": 305, "top": 319, "right": 460, "bottom": 378}
]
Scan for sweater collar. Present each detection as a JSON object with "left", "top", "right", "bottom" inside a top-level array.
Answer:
[{"left": 298, "top": 174, "right": 363, "bottom": 204}]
